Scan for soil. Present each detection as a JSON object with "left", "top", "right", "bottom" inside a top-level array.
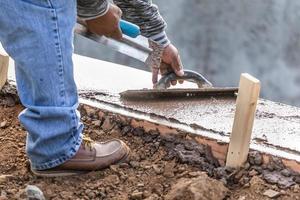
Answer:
[{"left": 0, "top": 86, "right": 300, "bottom": 199}]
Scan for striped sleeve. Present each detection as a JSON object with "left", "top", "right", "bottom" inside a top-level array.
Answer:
[
  {"left": 113, "top": 0, "right": 170, "bottom": 47},
  {"left": 77, "top": 0, "right": 109, "bottom": 20}
]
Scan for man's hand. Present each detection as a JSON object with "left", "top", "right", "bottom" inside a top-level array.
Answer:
[
  {"left": 154, "top": 44, "right": 184, "bottom": 86},
  {"left": 85, "top": 4, "right": 123, "bottom": 40}
]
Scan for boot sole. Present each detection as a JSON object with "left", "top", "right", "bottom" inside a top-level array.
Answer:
[{"left": 31, "top": 143, "right": 131, "bottom": 177}]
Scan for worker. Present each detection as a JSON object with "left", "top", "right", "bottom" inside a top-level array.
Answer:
[{"left": 0, "top": 0, "right": 184, "bottom": 176}]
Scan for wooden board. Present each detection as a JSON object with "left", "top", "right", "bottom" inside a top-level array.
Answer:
[
  {"left": 0, "top": 54, "right": 9, "bottom": 90},
  {"left": 226, "top": 73, "right": 261, "bottom": 168}
]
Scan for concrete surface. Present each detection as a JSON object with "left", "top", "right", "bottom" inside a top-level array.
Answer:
[
  {"left": 4, "top": 52, "right": 300, "bottom": 163},
  {"left": 73, "top": 55, "right": 300, "bottom": 162}
]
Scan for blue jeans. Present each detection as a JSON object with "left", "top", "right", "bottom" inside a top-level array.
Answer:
[{"left": 0, "top": 0, "right": 83, "bottom": 170}]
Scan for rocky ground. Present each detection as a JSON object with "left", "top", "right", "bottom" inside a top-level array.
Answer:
[{"left": 0, "top": 84, "right": 300, "bottom": 200}]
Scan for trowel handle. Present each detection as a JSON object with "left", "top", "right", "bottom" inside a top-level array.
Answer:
[
  {"left": 155, "top": 70, "right": 213, "bottom": 89},
  {"left": 120, "top": 20, "right": 141, "bottom": 38}
]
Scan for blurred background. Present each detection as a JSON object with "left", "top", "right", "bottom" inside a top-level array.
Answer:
[{"left": 74, "top": 0, "right": 300, "bottom": 107}]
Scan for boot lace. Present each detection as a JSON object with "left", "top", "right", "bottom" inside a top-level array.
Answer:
[{"left": 82, "top": 135, "right": 94, "bottom": 150}]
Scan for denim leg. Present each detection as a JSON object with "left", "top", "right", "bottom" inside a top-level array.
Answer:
[{"left": 0, "top": 0, "right": 83, "bottom": 170}]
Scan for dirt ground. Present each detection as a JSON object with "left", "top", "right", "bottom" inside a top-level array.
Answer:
[{"left": 0, "top": 89, "right": 300, "bottom": 199}]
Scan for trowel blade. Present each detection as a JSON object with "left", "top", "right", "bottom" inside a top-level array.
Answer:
[
  {"left": 120, "top": 87, "right": 239, "bottom": 101},
  {"left": 74, "top": 23, "right": 151, "bottom": 63}
]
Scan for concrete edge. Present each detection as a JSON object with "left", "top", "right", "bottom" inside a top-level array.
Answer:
[{"left": 79, "top": 98, "right": 300, "bottom": 173}]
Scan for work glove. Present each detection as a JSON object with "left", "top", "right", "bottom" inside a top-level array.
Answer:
[
  {"left": 149, "top": 41, "right": 184, "bottom": 87},
  {"left": 85, "top": 4, "right": 123, "bottom": 40}
]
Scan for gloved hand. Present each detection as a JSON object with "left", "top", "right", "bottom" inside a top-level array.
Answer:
[{"left": 85, "top": 4, "right": 123, "bottom": 40}]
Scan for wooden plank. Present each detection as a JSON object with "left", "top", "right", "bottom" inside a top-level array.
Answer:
[
  {"left": 226, "top": 73, "right": 261, "bottom": 168},
  {"left": 0, "top": 54, "right": 9, "bottom": 90}
]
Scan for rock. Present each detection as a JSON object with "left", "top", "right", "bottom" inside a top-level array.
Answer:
[
  {"left": 281, "top": 169, "right": 291, "bottom": 177},
  {"left": 101, "top": 117, "right": 115, "bottom": 131},
  {"left": 165, "top": 173, "right": 228, "bottom": 200},
  {"left": 60, "top": 191, "right": 73, "bottom": 199},
  {"left": 294, "top": 175, "right": 300, "bottom": 184},
  {"left": 92, "top": 120, "right": 101, "bottom": 127},
  {"left": 152, "top": 164, "right": 164, "bottom": 175},
  {"left": 0, "top": 191, "right": 8, "bottom": 200},
  {"left": 263, "top": 189, "right": 281, "bottom": 199},
  {"left": 109, "top": 165, "right": 119, "bottom": 173},
  {"left": 0, "top": 175, "right": 12, "bottom": 184},
  {"left": 248, "top": 151, "right": 263, "bottom": 166},
  {"left": 144, "top": 194, "right": 160, "bottom": 200},
  {"left": 82, "top": 105, "right": 95, "bottom": 117},
  {"left": 87, "top": 191, "right": 96, "bottom": 199},
  {"left": 293, "top": 184, "right": 300, "bottom": 193},
  {"left": 152, "top": 184, "right": 164, "bottom": 196},
  {"left": 163, "top": 161, "right": 176, "bottom": 178},
  {"left": 121, "top": 126, "right": 132, "bottom": 135},
  {"left": 0, "top": 121, "right": 7, "bottom": 128},
  {"left": 263, "top": 170, "right": 295, "bottom": 188},
  {"left": 130, "top": 191, "right": 143, "bottom": 200},
  {"left": 268, "top": 157, "right": 285, "bottom": 170},
  {"left": 188, "top": 171, "right": 205, "bottom": 177},
  {"left": 133, "top": 128, "right": 144, "bottom": 137},
  {"left": 238, "top": 196, "right": 246, "bottom": 200},
  {"left": 249, "top": 169, "right": 258, "bottom": 177},
  {"left": 105, "top": 175, "right": 120, "bottom": 185},
  {"left": 119, "top": 163, "right": 130, "bottom": 168},
  {"left": 25, "top": 185, "right": 45, "bottom": 200},
  {"left": 130, "top": 161, "right": 140, "bottom": 168}
]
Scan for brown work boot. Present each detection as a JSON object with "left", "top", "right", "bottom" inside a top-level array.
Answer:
[{"left": 31, "top": 136, "right": 130, "bottom": 177}]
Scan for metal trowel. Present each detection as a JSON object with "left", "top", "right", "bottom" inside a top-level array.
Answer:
[
  {"left": 120, "top": 70, "right": 238, "bottom": 100},
  {"left": 75, "top": 20, "right": 238, "bottom": 100}
]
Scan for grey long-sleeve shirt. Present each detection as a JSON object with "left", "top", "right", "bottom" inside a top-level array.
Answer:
[{"left": 77, "top": 0, "right": 170, "bottom": 46}]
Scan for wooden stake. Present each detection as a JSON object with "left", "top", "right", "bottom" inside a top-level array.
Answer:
[
  {"left": 0, "top": 54, "right": 9, "bottom": 90},
  {"left": 226, "top": 73, "right": 260, "bottom": 168}
]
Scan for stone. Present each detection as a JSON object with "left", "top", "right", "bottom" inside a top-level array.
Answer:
[
  {"left": 119, "top": 163, "right": 130, "bottom": 168},
  {"left": 165, "top": 173, "right": 228, "bottom": 200},
  {"left": 121, "top": 126, "right": 132, "bottom": 135},
  {"left": 133, "top": 128, "right": 144, "bottom": 136},
  {"left": 129, "top": 161, "right": 140, "bottom": 168},
  {"left": 238, "top": 196, "right": 246, "bottom": 200},
  {"left": 25, "top": 185, "right": 45, "bottom": 200},
  {"left": 281, "top": 169, "right": 291, "bottom": 177},
  {"left": 152, "top": 164, "right": 164, "bottom": 175},
  {"left": 130, "top": 191, "right": 143, "bottom": 200},
  {"left": 263, "top": 189, "right": 281, "bottom": 199},
  {"left": 263, "top": 171, "right": 295, "bottom": 188},
  {"left": 163, "top": 161, "right": 176, "bottom": 178},
  {"left": 294, "top": 175, "right": 300, "bottom": 184},
  {"left": 0, "top": 191, "right": 7, "bottom": 200},
  {"left": 293, "top": 184, "right": 300, "bottom": 193},
  {"left": 144, "top": 194, "right": 160, "bottom": 200},
  {"left": 0, "top": 175, "right": 12, "bottom": 184},
  {"left": 92, "top": 120, "right": 101, "bottom": 127},
  {"left": 82, "top": 105, "right": 95, "bottom": 117},
  {"left": 248, "top": 151, "right": 263, "bottom": 166},
  {"left": 101, "top": 117, "right": 115, "bottom": 131},
  {"left": 249, "top": 169, "right": 258, "bottom": 177},
  {"left": 0, "top": 121, "right": 7, "bottom": 128}
]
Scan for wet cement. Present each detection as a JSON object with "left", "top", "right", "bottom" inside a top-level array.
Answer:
[{"left": 6, "top": 54, "right": 300, "bottom": 161}]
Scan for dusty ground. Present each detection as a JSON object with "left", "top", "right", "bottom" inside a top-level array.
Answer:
[{"left": 0, "top": 87, "right": 300, "bottom": 199}]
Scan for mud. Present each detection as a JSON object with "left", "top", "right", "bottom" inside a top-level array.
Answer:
[
  {"left": 77, "top": 103, "right": 300, "bottom": 189},
  {"left": 1, "top": 85, "right": 300, "bottom": 199}
]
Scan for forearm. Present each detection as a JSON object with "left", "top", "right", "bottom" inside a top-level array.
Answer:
[
  {"left": 114, "top": 0, "right": 170, "bottom": 47},
  {"left": 77, "top": 0, "right": 109, "bottom": 20}
]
